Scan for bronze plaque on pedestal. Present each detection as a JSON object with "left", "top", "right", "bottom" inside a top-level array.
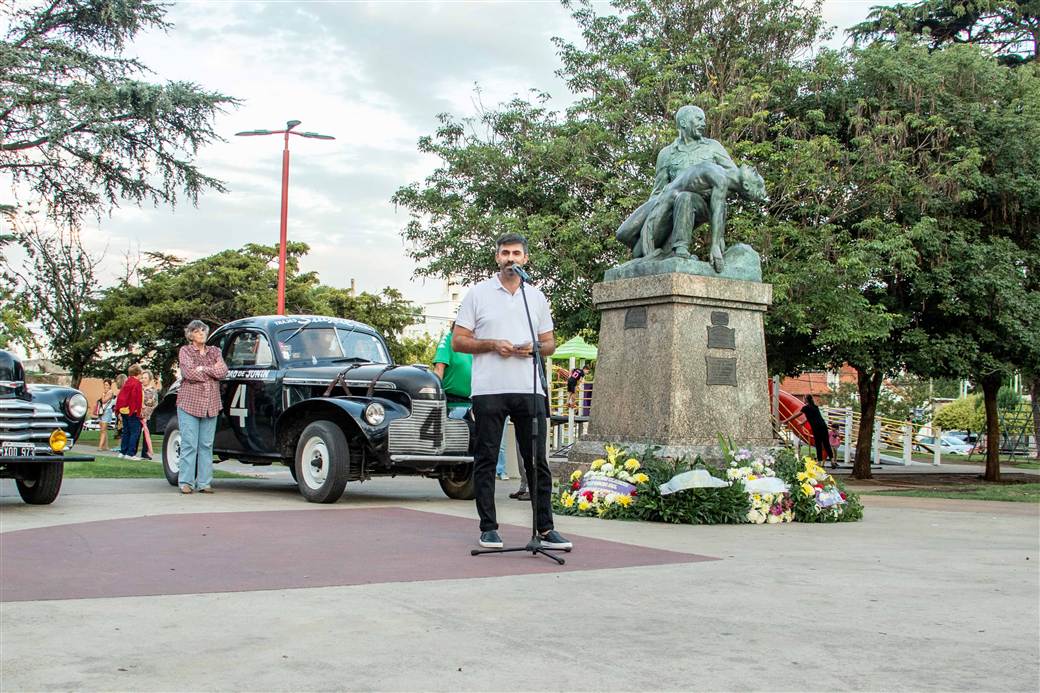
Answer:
[
  {"left": 624, "top": 306, "right": 647, "bottom": 329},
  {"left": 705, "top": 356, "right": 737, "bottom": 386}
]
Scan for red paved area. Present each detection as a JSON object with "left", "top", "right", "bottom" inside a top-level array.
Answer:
[{"left": 0, "top": 507, "right": 716, "bottom": 602}]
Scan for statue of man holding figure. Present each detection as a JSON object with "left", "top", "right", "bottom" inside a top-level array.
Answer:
[{"left": 616, "top": 105, "right": 737, "bottom": 262}]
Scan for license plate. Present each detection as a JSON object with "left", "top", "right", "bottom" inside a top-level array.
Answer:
[{"left": 1, "top": 443, "right": 36, "bottom": 458}]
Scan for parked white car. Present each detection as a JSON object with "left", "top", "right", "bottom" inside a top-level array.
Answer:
[{"left": 915, "top": 435, "right": 973, "bottom": 455}]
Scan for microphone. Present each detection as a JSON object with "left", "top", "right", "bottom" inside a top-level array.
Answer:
[{"left": 508, "top": 262, "right": 532, "bottom": 283}]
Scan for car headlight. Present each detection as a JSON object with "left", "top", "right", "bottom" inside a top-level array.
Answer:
[
  {"left": 364, "top": 402, "right": 385, "bottom": 426},
  {"left": 49, "top": 429, "right": 68, "bottom": 452},
  {"left": 65, "top": 392, "right": 88, "bottom": 419}
]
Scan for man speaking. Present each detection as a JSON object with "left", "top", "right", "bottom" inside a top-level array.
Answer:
[{"left": 452, "top": 233, "right": 572, "bottom": 550}]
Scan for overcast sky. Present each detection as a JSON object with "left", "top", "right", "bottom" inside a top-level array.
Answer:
[{"left": 72, "top": 0, "right": 876, "bottom": 303}]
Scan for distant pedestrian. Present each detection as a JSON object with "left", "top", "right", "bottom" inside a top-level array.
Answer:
[
  {"left": 566, "top": 365, "right": 587, "bottom": 410},
  {"left": 138, "top": 369, "right": 159, "bottom": 460},
  {"left": 113, "top": 374, "right": 127, "bottom": 439},
  {"left": 96, "top": 378, "right": 115, "bottom": 451},
  {"left": 115, "top": 364, "right": 144, "bottom": 459},
  {"left": 176, "top": 320, "right": 228, "bottom": 494},
  {"left": 828, "top": 424, "right": 842, "bottom": 467},
  {"left": 781, "top": 394, "right": 834, "bottom": 466}
]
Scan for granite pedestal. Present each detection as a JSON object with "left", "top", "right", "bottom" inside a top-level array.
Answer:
[{"left": 570, "top": 272, "right": 774, "bottom": 465}]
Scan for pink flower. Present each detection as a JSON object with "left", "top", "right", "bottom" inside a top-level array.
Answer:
[{"left": 571, "top": 481, "right": 581, "bottom": 490}]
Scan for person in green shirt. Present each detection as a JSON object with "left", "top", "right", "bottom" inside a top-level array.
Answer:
[
  {"left": 433, "top": 323, "right": 513, "bottom": 481},
  {"left": 433, "top": 323, "right": 473, "bottom": 407}
]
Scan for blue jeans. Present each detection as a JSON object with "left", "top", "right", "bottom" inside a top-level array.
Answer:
[
  {"left": 177, "top": 408, "right": 217, "bottom": 489},
  {"left": 496, "top": 418, "right": 509, "bottom": 476},
  {"left": 120, "top": 414, "right": 141, "bottom": 457}
]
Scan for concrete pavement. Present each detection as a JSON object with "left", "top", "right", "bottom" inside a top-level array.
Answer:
[{"left": 1, "top": 475, "right": 1038, "bottom": 691}]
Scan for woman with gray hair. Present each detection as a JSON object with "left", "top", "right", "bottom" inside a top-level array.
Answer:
[{"left": 176, "top": 320, "right": 228, "bottom": 494}]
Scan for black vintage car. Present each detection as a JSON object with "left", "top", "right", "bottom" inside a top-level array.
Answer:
[
  {"left": 152, "top": 315, "right": 474, "bottom": 503},
  {"left": 0, "top": 350, "right": 93, "bottom": 504}
]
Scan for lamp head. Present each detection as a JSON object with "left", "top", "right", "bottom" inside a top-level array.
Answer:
[{"left": 286, "top": 120, "right": 302, "bottom": 130}]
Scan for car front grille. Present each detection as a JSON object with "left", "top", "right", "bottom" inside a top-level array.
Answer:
[
  {"left": 0, "top": 400, "right": 70, "bottom": 451},
  {"left": 386, "top": 401, "right": 438, "bottom": 456}
]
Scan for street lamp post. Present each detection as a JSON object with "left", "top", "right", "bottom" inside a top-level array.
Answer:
[{"left": 235, "top": 120, "right": 335, "bottom": 315}]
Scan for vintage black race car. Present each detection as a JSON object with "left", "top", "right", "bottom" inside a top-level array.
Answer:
[
  {"left": 0, "top": 350, "right": 93, "bottom": 504},
  {"left": 152, "top": 315, "right": 474, "bottom": 503}
]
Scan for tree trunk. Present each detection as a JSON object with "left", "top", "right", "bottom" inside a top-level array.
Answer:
[
  {"left": 853, "top": 368, "right": 883, "bottom": 480},
  {"left": 1030, "top": 375, "right": 1040, "bottom": 461},
  {"left": 980, "top": 373, "right": 1002, "bottom": 482}
]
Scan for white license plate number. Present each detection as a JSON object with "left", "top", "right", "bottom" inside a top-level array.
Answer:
[{"left": 1, "top": 443, "right": 36, "bottom": 457}]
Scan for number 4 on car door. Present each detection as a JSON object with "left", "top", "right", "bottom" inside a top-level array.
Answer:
[{"left": 229, "top": 383, "right": 248, "bottom": 427}]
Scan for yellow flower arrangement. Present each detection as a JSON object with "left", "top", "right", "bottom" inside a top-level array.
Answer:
[
  {"left": 590, "top": 458, "right": 605, "bottom": 471},
  {"left": 633, "top": 473, "right": 649, "bottom": 484},
  {"left": 800, "top": 482, "right": 814, "bottom": 497},
  {"left": 570, "top": 469, "right": 583, "bottom": 482},
  {"left": 624, "top": 458, "right": 640, "bottom": 471},
  {"left": 617, "top": 495, "right": 632, "bottom": 507},
  {"left": 578, "top": 500, "right": 591, "bottom": 511}
]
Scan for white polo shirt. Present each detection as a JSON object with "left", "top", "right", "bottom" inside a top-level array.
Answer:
[{"left": 455, "top": 273, "right": 554, "bottom": 396}]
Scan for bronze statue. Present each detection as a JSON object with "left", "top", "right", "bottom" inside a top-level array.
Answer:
[
  {"left": 615, "top": 105, "right": 764, "bottom": 273},
  {"left": 639, "top": 162, "right": 766, "bottom": 272}
]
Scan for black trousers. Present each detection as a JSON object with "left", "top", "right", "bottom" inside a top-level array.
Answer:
[
  {"left": 471, "top": 393, "right": 554, "bottom": 533},
  {"left": 812, "top": 425, "right": 834, "bottom": 461}
]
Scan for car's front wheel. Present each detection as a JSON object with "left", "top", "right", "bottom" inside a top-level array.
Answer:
[
  {"left": 438, "top": 463, "right": 476, "bottom": 500},
  {"left": 162, "top": 418, "right": 181, "bottom": 487},
  {"left": 15, "top": 462, "right": 64, "bottom": 504},
  {"left": 294, "top": 421, "right": 349, "bottom": 503}
]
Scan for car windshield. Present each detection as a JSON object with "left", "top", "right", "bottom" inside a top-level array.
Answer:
[{"left": 276, "top": 326, "right": 390, "bottom": 365}]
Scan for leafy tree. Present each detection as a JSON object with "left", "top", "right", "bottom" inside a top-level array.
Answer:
[
  {"left": 829, "top": 375, "right": 938, "bottom": 422},
  {"left": 4, "top": 222, "right": 102, "bottom": 387},
  {"left": 395, "top": 0, "right": 1039, "bottom": 482},
  {"left": 311, "top": 285, "right": 421, "bottom": 364},
  {"left": 92, "top": 243, "right": 420, "bottom": 384},
  {"left": 0, "top": 231, "right": 33, "bottom": 350},
  {"left": 393, "top": 0, "right": 828, "bottom": 337},
  {"left": 933, "top": 395, "right": 985, "bottom": 434},
  {"left": 0, "top": 0, "right": 238, "bottom": 223},
  {"left": 92, "top": 242, "right": 323, "bottom": 384},
  {"left": 849, "top": 0, "right": 1039, "bottom": 65},
  {"left": 396, "top": 334, "right": 440, "bottom": 367}
]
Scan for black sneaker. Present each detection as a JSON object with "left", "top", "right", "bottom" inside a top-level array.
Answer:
[
  {"left": 479, "top": 530, "right": 503, "bottom": 548},
  {"left": 539, "top": 530, "right": 572, "bottom": 549}
]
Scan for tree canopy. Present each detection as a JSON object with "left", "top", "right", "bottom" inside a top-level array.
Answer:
[
  {"left": 849, "top": 0, "right": 1039, "bottom": 65},
  {"left": 0, "top": 0, "right": 238, "bottom": 223},
  {"left": 91, "top": 243, "right": 421, "bottom": 383},
  {"left": 394, "top": 0, "right": 1040, "bottom": 480},
  {"left": 393, "top": 0, "right": 827, "bottom": 337}
]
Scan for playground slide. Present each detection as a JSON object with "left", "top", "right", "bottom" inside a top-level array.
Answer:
[{"left": 767, "top": 380, "right": 816, "bottom": 447}]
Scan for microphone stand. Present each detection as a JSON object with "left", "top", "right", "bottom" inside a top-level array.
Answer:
[{"left": 471, "top": 266, "right": 568, "bottom": 565}]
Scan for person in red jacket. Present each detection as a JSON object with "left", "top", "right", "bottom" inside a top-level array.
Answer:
[{"left": 115, "top": 363, "right": 144, "bottom": 459}]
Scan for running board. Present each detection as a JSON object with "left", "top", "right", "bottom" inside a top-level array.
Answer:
[{"left": 390, "top": 454, "right": 474, "bottom": 464}]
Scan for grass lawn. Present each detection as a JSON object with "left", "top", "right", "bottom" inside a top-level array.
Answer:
[
  {"left": 69, "top": 433, "right": 250, "bottom": 479},
  {"left": 1013, "top": 461, "right": 1040, "bottom": 470},
  {"left": 862, "top": 483, "right": 1040, "bottom": 503},
  {"left": 77, "top": 429, "right": 160, "bottom": 448},
  {"left": 65, "top": 451, "right": 250, "bottom": 479}
]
